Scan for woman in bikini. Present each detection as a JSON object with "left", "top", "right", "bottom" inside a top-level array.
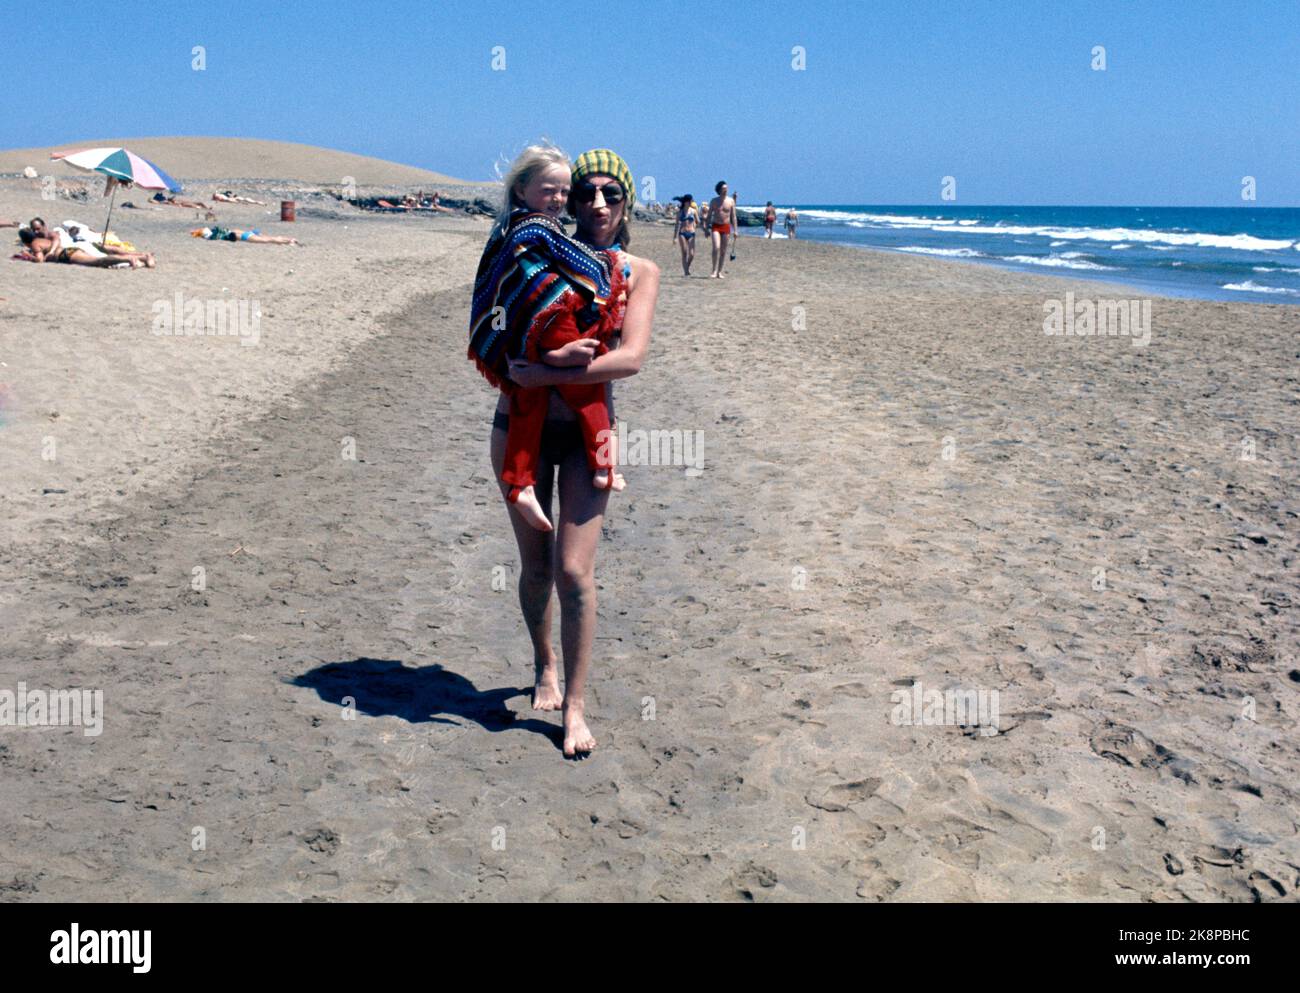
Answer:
[
  {"left": 672, "top": 193, "right": 698, "bottom": 276},
  {"left": 489, "top": 148, "right": 660, "bottom": 758},
  {"left": 191, "top": 226, "right": 300, "bottom": 245}
]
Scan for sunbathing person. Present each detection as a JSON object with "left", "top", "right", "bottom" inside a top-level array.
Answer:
[
  {"left": 28, "top": 217, "right": 140, "bottom": 255},
  {"left": 18, "top": 229, "right": 154, "bottom": 268},
  {"left": 212, "top": 190, "right": 267, "bottom": 205},
  {"left": 152, "top": 192, "right": 208, "bottom": 209},
  {"left": 0, "top": 219, "right": 16, "bottom": 229},
  {"left": 191, "top": 226, "right": 300, "bottom": 246}
]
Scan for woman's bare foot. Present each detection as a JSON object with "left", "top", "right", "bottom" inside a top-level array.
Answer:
[
  {"left": 144, "top": 253, "right": 156, "bottom": 268},
  {"left": 532, "top": 657, "right": 562, "bottom": 711},
  {"left": 592, "top": 469, "right": 626, "bottom": 492},
  {"left": 562, "top": 701, "right": 596, "bottom": 757},
  {"left": 511, "top": 485, "right": 552, "bottom": 531}
]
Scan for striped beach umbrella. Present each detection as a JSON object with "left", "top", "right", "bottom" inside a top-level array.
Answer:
[
  {"left": 51, "top": 147, "right": 183, "bottom": 240},
  {"left": 51, "top": 147, "right": 182, "bottom": 192}
]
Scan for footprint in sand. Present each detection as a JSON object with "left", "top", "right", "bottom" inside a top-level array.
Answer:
[
  {"left": 728, "top": 861, "right": 778, "bottom": 901},
  {"left": 854, "top": 860, "right": 901, "bottom": 901},
  {"left": 300, "top": 827, "right": 340, "bottom": 855},
  {"left": 805, "top": 779, "right": 882, "bottom": 813}
]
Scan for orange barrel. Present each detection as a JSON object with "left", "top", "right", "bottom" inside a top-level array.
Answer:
[{"left": 280, "top": 200, "right": 296, "bottom": 222}]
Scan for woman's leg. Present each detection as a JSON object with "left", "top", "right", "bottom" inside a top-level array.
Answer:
[
  {"left": 490, "top": 425, "right": 563, "bottom": 710},
  {"left": 553, "top": 440, "right": 611, "bottom": 756}
]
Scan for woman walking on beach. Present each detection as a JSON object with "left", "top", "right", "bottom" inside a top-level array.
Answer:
[
  {"left": 488, "top": 147, "right": 660, "bottom": 757},
  {"left": 673, "top": 194, "right": 698, "bottom": 276}
]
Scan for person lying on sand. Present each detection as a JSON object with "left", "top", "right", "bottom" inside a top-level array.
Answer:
[
  {"left": 470, "top": 145, "right": 629, "bottom": 534},
  {"left": 212, "top": 190, "right": 267, "bottom": 205},
  {"left": 18, "top": 229, "right": 154, "bottom": 268},
  {"left": 152, "top": 192, "right": 208, "bottom": 209},
  {"left": 191, "top": 226, "right": 300, "bottom": 246},
  {"left": 0, "top": 219, "right": 16, "bottom": 229},
  {"left": 27, "top": 217, "right": 139, "bottom": 255},
  {"left": 49, "top": 218, "right": 141, "bottom": 253}
]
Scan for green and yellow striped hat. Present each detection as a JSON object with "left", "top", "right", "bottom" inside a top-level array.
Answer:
[{"left": 571, "top": 148, "right": 635, "bottom": 211}]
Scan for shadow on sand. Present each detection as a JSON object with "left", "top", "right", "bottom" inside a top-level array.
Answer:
[{"left": 292, "top": 657, "right": 562, "bottom": 750}]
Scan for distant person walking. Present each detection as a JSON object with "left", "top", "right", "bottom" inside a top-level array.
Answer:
[
  {"left": 672, "top": 194, "right": 698, "bottom": 276},
  {"left": 785, "top": 207, "right": 799, "bottom": 239},
  {"left": 708, "top": 180, "right": 736, "bottom": 279},
  {"left": 763, "top": 201, "right": 776, "bottom": 238}
]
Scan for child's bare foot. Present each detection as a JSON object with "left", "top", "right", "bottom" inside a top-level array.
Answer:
[
  {"left": 562, "top": 701, "right": 596, "bottom": 757},
  {"left": 532, "top": 657, "right": 562, "bottom": 711},
  {"left": 592, "top": 469, "right": 626, "bottom": 492},
  {"left": 510, "top": 485, "right": 552, "bottom": 531}
]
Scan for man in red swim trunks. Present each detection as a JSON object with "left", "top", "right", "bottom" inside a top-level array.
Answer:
[{"left": 708, "top": 179, "right": 736, "bottom": 279}]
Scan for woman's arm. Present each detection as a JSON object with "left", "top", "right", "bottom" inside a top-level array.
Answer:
[{"left": 508, "top": 256, "right": 660, "bottom": 388}]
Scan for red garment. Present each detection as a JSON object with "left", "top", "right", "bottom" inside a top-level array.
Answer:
[{"left": 501, "top": 259, "right": 628, "bottom": 496}]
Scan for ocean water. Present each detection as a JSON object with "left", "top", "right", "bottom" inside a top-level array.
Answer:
[{"left": 737, "top": 205, "right": 1300, "bottom": 303}]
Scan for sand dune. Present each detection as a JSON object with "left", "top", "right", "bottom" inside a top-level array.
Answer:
[{"left": 0, "top": 136, "right": 482, "bottom": 186}]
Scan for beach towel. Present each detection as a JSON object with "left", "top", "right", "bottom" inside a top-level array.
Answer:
[
  {"left": 468, "top": 208, "right": 617, "bottom": 392},
  {"left": 62, "top": 221, "right": 137, "bottom": 253}
]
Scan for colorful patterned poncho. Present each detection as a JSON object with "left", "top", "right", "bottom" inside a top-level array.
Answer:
[{"left": 468, "top": 209, "right": 621, "bottom": 392}]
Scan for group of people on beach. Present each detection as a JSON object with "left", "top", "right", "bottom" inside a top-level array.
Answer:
[
  {"left": 469, "top": 144, "right": 660, "bottom": 757},
  {"left": 14, "top": 216, "right": 156, "bottom": 268},
  {"left": 375, "top": 191, "right": 453, "bottom": 212},
  {"left": 8, "top": 182, "right": 305, "bottom": 268},
  {"left": 670, "top": 186, "right": 799, "bottom": 277},
  {"left": 671, "top": 181, "right": 737, "bottom": 279}
]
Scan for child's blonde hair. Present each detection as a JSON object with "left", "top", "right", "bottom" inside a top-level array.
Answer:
[{"left": 493, "top": 141, "right": 570, "bottom": 237}]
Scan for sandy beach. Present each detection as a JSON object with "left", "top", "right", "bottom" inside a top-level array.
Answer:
[{"left": 1, "top": 142, "right": 1298, "bottom": 902}]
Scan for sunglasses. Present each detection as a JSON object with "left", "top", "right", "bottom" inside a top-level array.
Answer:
[{"left": 572, "top": 181, "right": 626, "bottom": 205}]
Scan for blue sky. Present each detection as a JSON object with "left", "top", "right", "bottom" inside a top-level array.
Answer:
[{"left": 7, "top": 0, "right": 1298, "bottom": 205}]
